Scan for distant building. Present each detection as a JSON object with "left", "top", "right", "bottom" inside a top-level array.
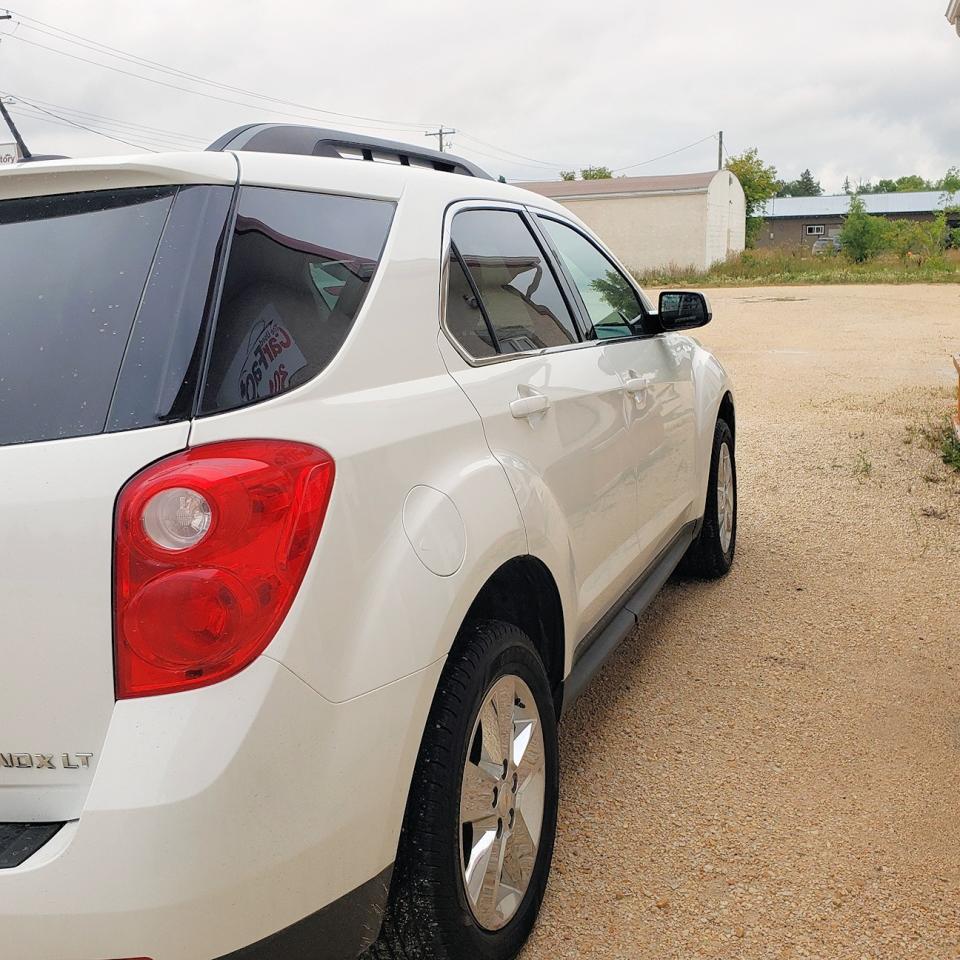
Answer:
[
  {"left": 756, "top": 191, "right": 960, "bottom": 248},
  {"left": 516, "top": 170, "right": 746, "bottom": 272},
  {"left": 948, "top": 0, "right": 959, "bottom": 35}
]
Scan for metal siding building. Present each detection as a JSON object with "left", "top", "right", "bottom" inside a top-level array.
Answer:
[
  {"left": 516, "top": 171, "right": 746, "bottom": 272},
  {"left": 756, "top": 191, "right": 960, "bottom": 248}
]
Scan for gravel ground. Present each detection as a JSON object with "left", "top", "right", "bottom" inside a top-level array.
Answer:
[{"left": 523, "top": 285, "right": 960, "bottom": 960}]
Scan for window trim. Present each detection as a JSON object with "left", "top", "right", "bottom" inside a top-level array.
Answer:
[
  {"left": 532, "top": 212, "right": 656, "bottom": 343},
  {"left": 439, "top": 200, "right": 593, "bottom": 367},
  {"left": 805, "top": 224, "right": 826, "bottom": 236}
]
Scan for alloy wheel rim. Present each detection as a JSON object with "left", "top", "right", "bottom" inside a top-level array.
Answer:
[
  {"left": 459, "top": 673, "right": 546, "bottom": 931},
  {"left": 717, "top": 443, "right": 735, "bottom": 554}
]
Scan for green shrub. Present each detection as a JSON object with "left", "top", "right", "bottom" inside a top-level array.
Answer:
[{"left": 839, "top": 196, "right": 889, "bottom": 262}]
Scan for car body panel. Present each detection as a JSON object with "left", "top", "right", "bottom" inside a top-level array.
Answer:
[
  {"left": 0, "top": 423, "right": 190, "bottom": 822},
  {"left": 0, "top": 148, "right": 735, "bottom": 960}
]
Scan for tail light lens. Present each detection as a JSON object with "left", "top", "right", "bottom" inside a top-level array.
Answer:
[{"left": 114, "top": 440, "right": 335, "bottom": 699}]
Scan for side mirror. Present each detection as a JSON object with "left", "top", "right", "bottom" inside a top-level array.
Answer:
[{"left": 658, "top": 290, "right": 712, "bottom": 331}]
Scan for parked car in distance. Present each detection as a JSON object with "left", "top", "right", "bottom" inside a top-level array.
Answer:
[
  {"left": 812, "top": 235, "right": 843, "bottom": 254},
  {"left": 0, "top": 125, "right": 737, "bottom": 960}
]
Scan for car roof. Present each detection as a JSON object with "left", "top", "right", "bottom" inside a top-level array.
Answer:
[{"left": 0, "top": 149, "right": 571, "bottom": 217}]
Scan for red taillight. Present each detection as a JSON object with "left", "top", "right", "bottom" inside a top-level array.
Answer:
[{"left": 114, "top": 440, "right": 335, "bottom": 699}]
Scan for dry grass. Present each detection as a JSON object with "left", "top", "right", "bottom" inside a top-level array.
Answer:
[{"left": 635, "top": 247, "right": 960, "bottom": 288}]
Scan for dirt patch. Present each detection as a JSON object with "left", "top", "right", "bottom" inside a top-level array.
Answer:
[{"left": 524, "top": 285, "right": 960, "bottom": 959}]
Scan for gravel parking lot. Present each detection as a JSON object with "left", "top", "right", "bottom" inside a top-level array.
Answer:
[{"left": 524, "top": 285, "right": 960, "bottom": 959}]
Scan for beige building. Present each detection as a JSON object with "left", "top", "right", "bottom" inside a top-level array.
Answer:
[{"left": 516, "top": 170, "right": 746, "bottom": 273}]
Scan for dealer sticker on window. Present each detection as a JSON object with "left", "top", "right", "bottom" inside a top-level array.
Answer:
[{"left": 222, "top": 305, "right": 308, "bottom": 406}]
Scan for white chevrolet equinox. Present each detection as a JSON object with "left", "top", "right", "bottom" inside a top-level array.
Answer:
[{"left": 0, "top": 124, "right": 737, "bottom": 960}]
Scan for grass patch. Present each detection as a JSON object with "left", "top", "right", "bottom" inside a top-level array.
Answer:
[
  {"left": 943, "top": 429, "right": 960, "bottom": 472},
  {"left": 907, "top": 415, "right": 960, "bottom": 476},
  {"left": 635, "top": 248, "right": 960, "bottom": 288},
  {"left": 853, "top": 449, "right": 873, "bottom": 479}
]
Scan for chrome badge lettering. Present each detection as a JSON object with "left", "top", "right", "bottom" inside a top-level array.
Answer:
[{"left": 0, "top": 752, "right": 93, "bottom": 770}]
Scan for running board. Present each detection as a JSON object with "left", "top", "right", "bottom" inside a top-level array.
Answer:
[{"left": 560, "top": 521, "right": 698, "bottom": 716}]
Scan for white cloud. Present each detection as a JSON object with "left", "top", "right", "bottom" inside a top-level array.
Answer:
[{"left": 0, "top": 0, "right": 957, "bottom": 192}]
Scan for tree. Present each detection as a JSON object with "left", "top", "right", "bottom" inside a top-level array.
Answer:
[
  {"left": 938, "top": 166, "right": 960, "bottom": 194},
  {"left": 894, "top": 174, "right": 930, "bottom": 192},
  {"left": 559, "top": 170, "right": 577, "bottom": 181},
  {"left": 843, "top": 176, "right": 853, "bottom": 195},
  {"left": 580, "top": 166, "right": 612, "bottom": 180},
  {"left": 840, "top": 196, "right": 889, "bottom": 262},
  {"left": 776, "top": 168, "right": 823, "bottom": 197},
  {"left": 887, "top": 215, "right": 947, "bottom": 265},
  {"left": 725, "top": 148, "right": 778, "bottom": 247}
]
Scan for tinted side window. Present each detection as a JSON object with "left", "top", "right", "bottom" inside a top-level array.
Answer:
[
  {"left": 446, "top": 254, "right": 497, "bottom": 359},
  {"left": 201, "top": 187, "right": 395, "bottom": 415},
  {"left": 0, "top": 187, "right": 174, "bottom": 446},
  {"left": 538, "top": 217, "right": 648, "bottom": 340},
  {"left": 109, "top": 185, "right": 233, "bottom": 432},
  {"left": 451, "top": 209, "right": 578, "bottom": 354}
]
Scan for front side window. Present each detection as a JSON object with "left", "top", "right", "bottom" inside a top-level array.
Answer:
[
  {"left": 201, "top": 187, "right": 394, "bottom": 415},
  {"left": 538, "top": 217, "right": 648, "bottom": 340},
  {"left": 449, "top": 209, "right": 578, "bottom": 355}
]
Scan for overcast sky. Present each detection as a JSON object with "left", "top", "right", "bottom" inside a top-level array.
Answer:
[{"left": 1, "top": 1, "right": 957, "bottom": 193}]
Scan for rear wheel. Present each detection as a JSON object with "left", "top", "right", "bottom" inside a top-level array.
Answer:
[
  {"left": 679, "top": 417, "right": 737, "bottom": 579},
  {"left": 367, "top": 620, "right": 559, "bottom": 960}
]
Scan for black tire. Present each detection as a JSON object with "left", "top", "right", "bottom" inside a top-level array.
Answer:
[
  {"left": 365, "top": 620, "right": 559, "bottom": 960},
  {"left": 678, "top": 418, "right": 737, "bottom": 579}
]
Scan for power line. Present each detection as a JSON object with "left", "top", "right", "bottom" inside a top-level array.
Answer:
[
  {"left": 456, "top": 132, "right": 573, "bottom": 170},
  {"left": 611, "top": 133, "right": 719, "bottom": 174},
  {"left": 11, "top": 99, "right": 158, "bottom": 151},
  {"left": 5, "top": 93, "right": 205, "bottom": 146},
  {"left": 0, "top": 32, "right": 436, "bottom": 135},
  {"left": 4, "top": 11, "right": 441, "bottom": 132}
]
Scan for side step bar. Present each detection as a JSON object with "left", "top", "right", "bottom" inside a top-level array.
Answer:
[{"left": 560, "top": 520, "right": 698, "bottom": 716}]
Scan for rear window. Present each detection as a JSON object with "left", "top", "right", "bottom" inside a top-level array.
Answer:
[
  {"left": 199, "top": 187, "right": 395, "bottom": 415},
  {"left": 0, "top": 184, "right": 232, "bottom": 447},
  {"left": 0, "top": 187, "right": 173, "bottom": 446}
]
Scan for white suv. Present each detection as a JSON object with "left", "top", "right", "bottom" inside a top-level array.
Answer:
[{"left": 0, "top": 125, "right": 737, "bottom": 960}]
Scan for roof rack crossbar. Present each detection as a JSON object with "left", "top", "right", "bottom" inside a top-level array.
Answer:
[{"left": 207, "top": 124, "right": 492, "bottom": 180}]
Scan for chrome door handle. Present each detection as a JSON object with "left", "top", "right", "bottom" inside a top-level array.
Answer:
[
  {"left": 623, "top": 376, "right": 650, "bottom": 395},
  {"left": 510, "top": 393, "right": 550, "bottom": 419}
]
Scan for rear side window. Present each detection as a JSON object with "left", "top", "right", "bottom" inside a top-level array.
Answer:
[
  {"left": 449, "top": 209, "right": 578, "bottom": 356},
  {"left": 200, "top": 187, "right": 394, "bottom": 415},
  {"left": 0, "top": 187, "right": 174, "bottom": 446}
]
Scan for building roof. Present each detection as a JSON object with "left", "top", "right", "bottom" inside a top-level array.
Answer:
[
  {"left": 948, "top": 0, "right": 960, "bottom": 34},
  {"left": 759, "top": 190, "right": 960, "bottom": 220},
  {"left": 515, "top": 170, "right": 720, "bottom": 200}
]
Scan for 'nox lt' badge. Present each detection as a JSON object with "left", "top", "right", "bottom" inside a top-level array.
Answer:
[{"left": 0, "top": 752, "right": 94, "bottom": 770}]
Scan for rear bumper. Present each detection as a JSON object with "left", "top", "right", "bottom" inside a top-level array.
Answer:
[
  {"left": 216, "top": 865, "right": 393, "bottom": 960},
  {"left": 0, "top": 655, "right": 441, "bottom": 960}
]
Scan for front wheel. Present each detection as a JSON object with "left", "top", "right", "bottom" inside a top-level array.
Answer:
[
  {"left": 367, "top": 620, "right": 559, "bottom": 960},
  {"left": 679, "top": 417, "right": 737, "bottom": 579}
]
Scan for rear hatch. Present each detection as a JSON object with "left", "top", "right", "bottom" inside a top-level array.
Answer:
[{"left": 0, "top": 157, "right": 236, "bottom": 821}]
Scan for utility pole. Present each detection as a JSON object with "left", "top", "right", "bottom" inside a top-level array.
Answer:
[
  {"left": 0, "top": 12, "right": 32, "bottom": 159},
  {"left": 718, "top": 130, "right": 724, "bottom": 170},
  {"left": 426, "top": 126, "right": 456, "bottom": 153}
]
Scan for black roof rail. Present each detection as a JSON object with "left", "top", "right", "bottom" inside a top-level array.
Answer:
[{"left": 207, "top": 124, "right": 492, "bottom": 180}]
